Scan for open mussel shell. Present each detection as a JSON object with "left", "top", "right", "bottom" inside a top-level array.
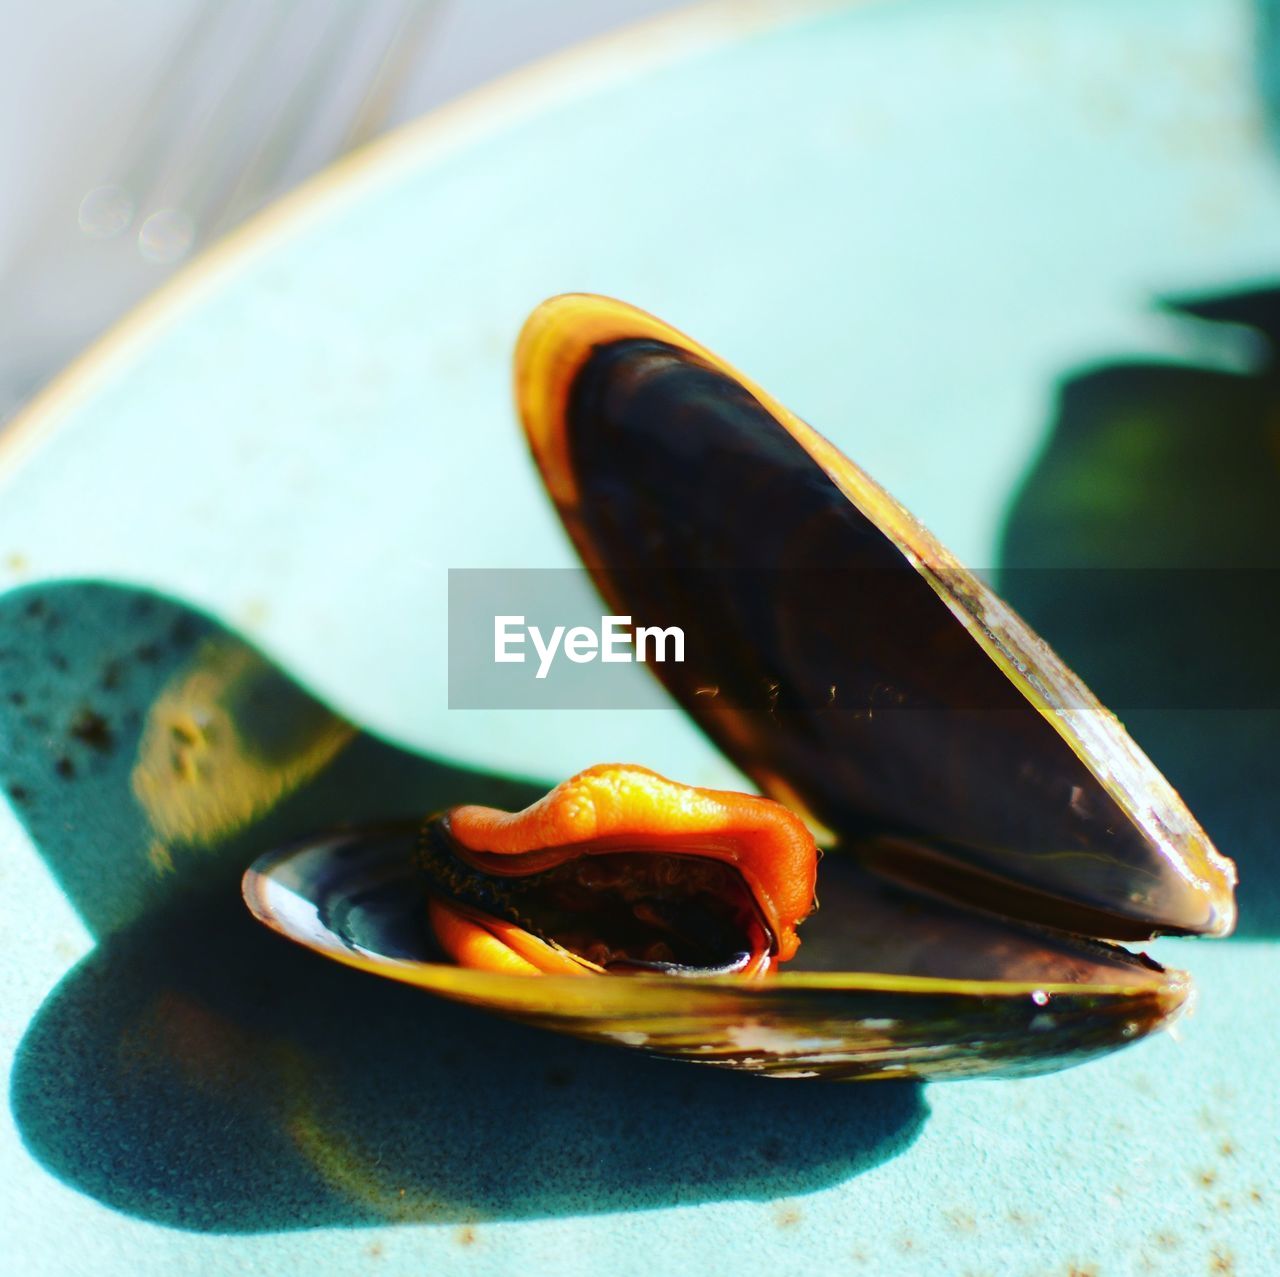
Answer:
[
  {"left": 243, "top": 828, "right": 1190, "bottom": 1081},
  {"left": 515, "top": 294, "right": 1237, "bottom": 942},
  {"left": 243, "top": 293, "right": 1234, "bottom": 1081}
]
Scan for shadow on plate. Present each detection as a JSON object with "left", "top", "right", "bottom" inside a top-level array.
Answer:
[
  {"left": 998, "top": 285, "right": 1280, "bottom": 936},
  {"left": 1, "top": 580, "right": 924, "bottom": 1233}
]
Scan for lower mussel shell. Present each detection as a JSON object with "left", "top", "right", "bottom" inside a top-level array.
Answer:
[{"left": 243, "top": 830, "right": 1188, "bottom": 1081}]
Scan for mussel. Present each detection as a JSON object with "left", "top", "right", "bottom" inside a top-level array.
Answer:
[
  {"left": 418, "top": 763, "right": 818, "bottom": 978},
  {"left": 243, "top": 294, "right": 1237, "bottom": 1080}
]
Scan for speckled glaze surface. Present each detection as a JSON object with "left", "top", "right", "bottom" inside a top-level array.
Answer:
[{"left": 2, "top": 0, "right": 1278, "bottom": 1273}]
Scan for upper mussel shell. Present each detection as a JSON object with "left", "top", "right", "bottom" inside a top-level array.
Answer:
[{"left": 244, "top": 294, "right": 1237, "bottom": 1081}]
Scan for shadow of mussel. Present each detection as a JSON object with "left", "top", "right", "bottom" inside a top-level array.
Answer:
[{"left": 1, "top": 580, "right": 925, "bottom": 1232}]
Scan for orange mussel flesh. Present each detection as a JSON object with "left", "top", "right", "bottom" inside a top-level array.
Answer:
[{"left": 418, "top": 764, "right": 818, "bottom": 978}]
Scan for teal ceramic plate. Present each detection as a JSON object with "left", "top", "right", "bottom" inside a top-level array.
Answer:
[{"left": 2, "top": 1, "right": 1277, "bottom": 1273}]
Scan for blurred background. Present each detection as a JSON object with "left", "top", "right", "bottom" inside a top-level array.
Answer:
[{"left": 0, "top": 0, "right": 693, "bottom": 424}]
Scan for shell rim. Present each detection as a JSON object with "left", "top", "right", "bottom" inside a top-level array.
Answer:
[{"left": 241, "top": 834, "right": 1190, "bottom": 1007}]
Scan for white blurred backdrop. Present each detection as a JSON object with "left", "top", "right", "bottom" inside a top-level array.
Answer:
[{"left": 0, "top": 0, "right": 690, "bottom": 422}]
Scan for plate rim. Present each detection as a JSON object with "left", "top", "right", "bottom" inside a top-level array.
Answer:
[{"left": 0, "top": 0, "right": 845, "bottom": 490}]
